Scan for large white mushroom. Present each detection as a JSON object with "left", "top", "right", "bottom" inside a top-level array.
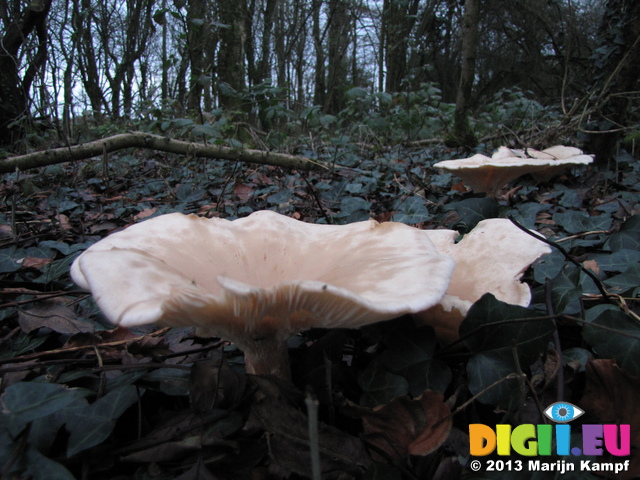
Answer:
[
  {"left": 433, "top": 146, "right": 593, "bottom": 196},
  {"left": 414, "top": 219, "right": 552, "bottom": 344},
  {"left": 71, "top": 211, "right": 455, "bottom": 378}
]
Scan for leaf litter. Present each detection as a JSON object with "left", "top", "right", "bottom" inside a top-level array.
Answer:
[{"left": 0, "top": 142, "right": 638, "bottom": 479}]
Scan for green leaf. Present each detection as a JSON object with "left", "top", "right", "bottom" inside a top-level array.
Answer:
[
  {"left": 393, "top": 196, "right": 431, "bottom": 224},
  {"left": 1, "top": 382, "right": 91, "bottom": 424},
  {"left": 452, "top": 197, "right": 499, "bottom": 230},
  {"left": 25, "top": 445, "right": 76, "bottom": 480},
  {"left": 552, "top": 211, "right": 612, "bottom": 235},
  {"left": 607, "top": 215, "right": 640, "bottom": 251},
  {"left": 358, "top": 361, "right": 409, "bottom": 407},
  {"left": 533, "top": 248, "right": 565, "bottom": 284},
  {"left": 143, "top": 368, "right": 190, "bottom": 395},
  {"left": 175, "top": 183, "right": 206, "bottom": 203},
  {"left": 65, "top": 385, "right": 139, "bottom": 457},
  {"left": 582, "top": 305, "right": 640, "bottom": 376},
  {"left": 460, "top": 294, "right": 553, "bottom": 361},
  {"left": 0, "top": 246, "right": 25, "bottom": 273},
  {"left": 507, "top": 202, "right": 550, "bottom": 229},
  {"left": 377, "top": 328, "right": 451, "bottom": 395},
  {"left": 35, "top": 252, "right": 81, "bottom": 283},
  {"left": 549, "top": 265, "right": 583, "bottom": 314},
  {"left": 603, "top": 263, "right": 640, "bottom": 295},
  {"left": 590, "top": 249, "right": 640, "bottom": 273},
  {"left": 337, "top": 196, "right": 371, "bottom": 222},
  {"left": 346, "top": 87, "right": 368, "bottom": 99},
  {"left": 267, "top": 189, "right": 293, "bottom": 205},
  {"left": 466, "top": 351, "right": 522, "bottom": 406}
]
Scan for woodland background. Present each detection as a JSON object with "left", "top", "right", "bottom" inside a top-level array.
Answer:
[
  {"left": 0, "top": 0, "right": 639, "bottom": 479},
  {"left": 0, "top": 0, "right": 639, "bottom": 155}
]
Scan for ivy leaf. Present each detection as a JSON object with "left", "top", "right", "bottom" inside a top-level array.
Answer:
[
  {"left": 582, "top": 305, "right": 640, "bottom": 376},
  {"left": 358, "top": 361, "right": 409, "bottom": 407},
  {"left": 393, "top": 196, "right": 431, "bottom": 225},
  {"left": 466, "top": 351, "right": 522, "bottom": 406},
  {"left": 552, "top": 211, "right": 612, "bottom": 234},
  {"left": 549, "top": 265, "right": 584, "bottom": 314},
  {"left": 378, "top": 328, "right": 451, "bottom": 395},
  {"left": 533, "top": 248, "right": 565, "bottom": 284},
  {"left": 0, "top": 246, "right": 25, "bottom": 273},
  {"left": 590, "top": 249, "right": 640, "bottom": 273},
  {"left": 507, "top": 202, "right": 550, "bottom": 229},
  {"left": 64, "top": 385, "right": 139, "bottom": 457},
  {"left": 452, "top": 197, "right": 499, "bottom": 230},
  {"left": 607, "top": 215, "right": 640, "bottom": 252},
  {"left": 460, "top": 294, "right": 553, "bottom": 361},
  {"left": 35, "top": 252, "right": 81, "bottom": 283},
  {"left": 1, "top": 382, "right": 91, "bottom": 426},
  {"left": 603, "top": 263, "right": 640, "bottom": 296}
]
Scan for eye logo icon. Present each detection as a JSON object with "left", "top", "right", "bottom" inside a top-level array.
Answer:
[{"left": 544, "top": 402, "right": 584, "bottom": 423}]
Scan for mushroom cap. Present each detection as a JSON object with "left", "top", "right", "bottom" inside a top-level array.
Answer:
[
  {"left": 433, "top": 146, "right": 593, "bottom": 196},
  {"left": 414, "top": 219, "right": 551, "bottom": 343},
  {"left": 71, "top": 211, "right": 455, "bottom": 353}
]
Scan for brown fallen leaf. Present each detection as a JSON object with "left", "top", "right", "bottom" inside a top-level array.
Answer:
[
  {"left": 251, "top": 389, "right": 372, "bottom": 477},
  {"left": 583, "top": 258, "right": 601, "bottom": 276},
  {"left": 362, "top": 390, "right": 452, "bottom": 460},
  {"left": 189, "top": 352, "right": 247, "bottom": 412},
  {"left": 18, "top": 301, "right": 93, "bottom": 334},
  {"left": 579, "top": 359, "right": 640, "bottom": 479},
  {"left": 21, "top": 256, "right": 54, "bottom": 269},
  {"left": 234, "top": 183, "right": 254, "bottom": 202},
  {"left": 134, "top": 207, "right": 158, "bottom": 221}
]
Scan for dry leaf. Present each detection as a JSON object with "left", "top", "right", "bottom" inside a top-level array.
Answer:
[
  {"left": 189, "top": 352, "right": 247, "bottom": 412},
  {"left": 21, "top": 256, "right": 53, "bottom": 269},
  {"left": 18, "top": 301, "right": 93, "bottom": 334},
  {"left": 362, "top": 390, "right": 452, "bottom": 460},
  {"left": 251, "top": 394, "right": 372, "bottom": 477},
  {"left": 134, "top": 207, "right": 158, "bottom": 221},
  {"left": 579, "top": 359, "right": 640, "bottom": 479},
  {"left": 373, "top": 211, "right": 395, "bottom": 223},
  {"left": 55, "top": 213, "right": 72, "bottom": 230},
  {"left": 234, "top": 183, "right": 254, "bottom": 201},
  {"left": 583, "top": 259, "right": 601, "bottom": 276},
  {"left": 451, "top": 182, "right": 469, "bottom": 193}
]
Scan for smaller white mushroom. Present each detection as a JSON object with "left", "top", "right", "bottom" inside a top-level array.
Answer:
[
  {"left": 71, "top": 211, "right": 455, "bottom": 378},
  {"left": 414, "top": 219, "right": 551, "bottom": 344},
  {"left": 433, "top": 146, "right": 593, "bottom": 196}
]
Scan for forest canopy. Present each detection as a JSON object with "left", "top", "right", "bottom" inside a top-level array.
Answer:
[{"left": 1, "top": 0, "right": 638, "bottom": 159}]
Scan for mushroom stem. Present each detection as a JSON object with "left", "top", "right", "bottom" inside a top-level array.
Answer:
[{"left": 243, "top": 337, "right": 291, "bottom": 379}]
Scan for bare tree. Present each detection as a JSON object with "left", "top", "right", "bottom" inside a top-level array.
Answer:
[
  {"left": 325, "top": 0, "right": 351, "bottom": 113},
  {"left": 312, "top": 0, "right": 326, "bottom": 107},
  {"left": 381, "top": 0, "right": 419, "bottom": 92},
  {"left": 0, "top": 0, "right": 53, "bottom": 144},
  {"left": 218, "top": 0, "right": 248, "bottom": 109},
  {"left": 449, "top": 0, "right": 480, "bottom": 148},
  {"left": 584, "top": 0, "right": 640, "bottom": 163}
]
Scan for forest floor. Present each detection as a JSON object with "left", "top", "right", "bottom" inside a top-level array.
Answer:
[{"left": 0, "top": 139, "right": 639, "bottom": 480}]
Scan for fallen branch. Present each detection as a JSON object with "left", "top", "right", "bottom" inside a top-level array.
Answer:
[{"left": 0, "top": 131, "right": 327, "bottom": 173}]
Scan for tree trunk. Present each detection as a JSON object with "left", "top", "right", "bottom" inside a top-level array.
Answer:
[
  {"left": 583, "top": 0, "right": 640, "bottom": 163},
  {"left": 448, "top": 0, "right": 480, "bottom": 148},
  {"left": 312, "top": 0, "right": 326, "bottom": 107},
  {"left": 218, "top": 0, "right": 247, "bottom": 109},
  {"left": 187, "top": 0, "right": 207, "bottom": 114},
  {"left": 325, "top": 0, "right": 351, "bottom": 114},
  {"left": 0, "top": 0, "right": 53, "bottom": 145},
  {"left": 73, "top": 0, "right": 106, "bottom": 119},
  {"left": 382, "top": 0, "right": 419, "bottom": 92}
]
